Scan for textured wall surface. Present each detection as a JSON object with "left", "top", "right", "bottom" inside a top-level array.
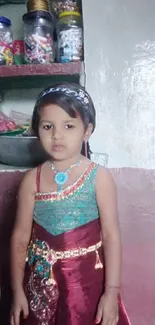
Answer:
[{"left": 83, "top": 0, "right": 155, "bottom": 168}]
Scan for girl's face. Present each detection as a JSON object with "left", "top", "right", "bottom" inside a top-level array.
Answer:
[{"left": 38, "top": 103, "right": 92, "bottom": 161}]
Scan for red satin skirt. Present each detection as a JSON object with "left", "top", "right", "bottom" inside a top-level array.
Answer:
[{"left": 21, "top": 220, "right": 130, "bottom": 325}]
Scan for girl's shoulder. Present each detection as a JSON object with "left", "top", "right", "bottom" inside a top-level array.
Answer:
[
  {"left": 23, "top": 161, "right": 47, "bottom": 181},
  {"left": 95, "top": 165, "right": 116, "bottom": 191},
  {"left": 23, "top": 166, "right": 38, "bottom": 182},
  {"left": 96, "top": 164, "right": 111, "bottom": 176},
  {"left": 21, "top": 162, "right": 48, "bottom": 193},
  {"left": 20, "top": 165, "right": 41, "bottom": 194}
]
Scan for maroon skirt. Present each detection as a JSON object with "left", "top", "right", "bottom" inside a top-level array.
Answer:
[{"left": 21, "top": 219, "right": 130, "bottom": 325}]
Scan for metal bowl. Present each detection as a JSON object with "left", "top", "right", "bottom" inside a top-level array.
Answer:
[{"left": 0, "top": 136, "right": 49, "bottom": 167}]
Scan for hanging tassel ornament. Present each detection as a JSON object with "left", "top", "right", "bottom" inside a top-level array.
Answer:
[
  {"left": 95, "top": 249, "right": 103, "bottom": 269},
  {"left": 85, "top": 141, "right": 88, "bottom": 158},
  {"left": 46, "top": 267, "right": 57, "bottom": 286}
]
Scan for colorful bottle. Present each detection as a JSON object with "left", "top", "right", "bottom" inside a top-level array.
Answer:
[
  {"left": 0, "top": 16, "right": 13, "bottom": 66},
  {"left": 23, "top": 11, "right": 54, "bottom": 64},
  {"left": 56, "top": 11, "right": 83, "bottom": 63}
]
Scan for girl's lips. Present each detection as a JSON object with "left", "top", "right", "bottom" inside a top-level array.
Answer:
[{"left": 52, "top": 145, "right": 65, "bottom": 152}]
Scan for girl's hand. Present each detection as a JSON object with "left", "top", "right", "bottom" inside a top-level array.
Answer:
[
  {"left": 95, "top": 293, "right": 119, "bottom": 325},
  {"left": 11, "top": 289, "right": 29, "bottom": 325}
]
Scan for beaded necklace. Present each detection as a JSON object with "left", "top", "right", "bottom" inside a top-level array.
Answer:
[{"left": 48, "top": 160, "right": 82, "bottom": 192}]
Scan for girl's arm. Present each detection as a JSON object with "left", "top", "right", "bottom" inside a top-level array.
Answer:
[
  {"left": 96, "top": 166, "right": 121, "bottom": 294},
  {"left": 95, "top": 167, "right": 121, "bottom": 325},
  {"left": 11, "top": 170, "right": 35, "bottom": 293}
]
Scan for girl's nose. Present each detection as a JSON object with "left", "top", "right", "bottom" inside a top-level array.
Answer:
[{"left": 52, "top": 128, "right": 63, "bottom": 140}]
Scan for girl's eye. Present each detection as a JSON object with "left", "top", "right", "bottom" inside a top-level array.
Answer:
[
  {"left": 43, "top": 124, "right": 53, "bottom": 130},
  {"left": 65, "top": 124, "right": 75, "bottom": 129}
]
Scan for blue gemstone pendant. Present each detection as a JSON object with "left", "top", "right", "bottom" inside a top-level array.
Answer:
[
  {"left": 48, "top": 159, "right": 82, "bottom": 193},
  {"left": 55, "top": 172, "right": 68, "bottom": 192},
  {"left": 54, "top": 172, "right": 68, "bottom": 186}
]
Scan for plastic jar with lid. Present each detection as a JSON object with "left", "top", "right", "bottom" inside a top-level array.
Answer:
[
  {"left": 56, "top": 11, "right": 83, "bottom": 63},
  {"left": 0, "top": 16, "right": 13, "bottom": 66},
  {"left": 23, "top": 11, "right": 54, "bottom": 64}
]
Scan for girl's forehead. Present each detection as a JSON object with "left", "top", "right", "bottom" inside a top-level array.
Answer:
[
  {"left": 40, "top": 103, "right": 80, "bottom": 120},
  {"left": 41, "top": 103, "right": 66, "bottom": 113}
]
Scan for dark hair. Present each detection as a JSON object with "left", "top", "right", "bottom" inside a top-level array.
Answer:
[{"left": 32, "top": 83, "right": 96, "bottom": 158}]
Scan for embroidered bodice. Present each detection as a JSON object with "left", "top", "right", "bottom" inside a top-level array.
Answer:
[{"left": 33, "top": 163, "right": 99, "bottom": 236}]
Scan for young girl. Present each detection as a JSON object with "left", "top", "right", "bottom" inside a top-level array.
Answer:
[{"left": 11, "top": 83, "right": 131, "bottom": 325}]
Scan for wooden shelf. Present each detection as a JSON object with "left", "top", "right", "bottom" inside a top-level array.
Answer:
[
  {"left": 0, "top": 62, "right": 82, "bottom": 77},
  {"left": 0, "top": 62, "right": 83, "bottom": 89},
  {"left": 0, "top": 0, "right": 25, "bottom": 4}
]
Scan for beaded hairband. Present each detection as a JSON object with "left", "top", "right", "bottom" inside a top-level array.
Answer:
[{"left": 36, "top": 86, "right": 90, "bottom": 118}]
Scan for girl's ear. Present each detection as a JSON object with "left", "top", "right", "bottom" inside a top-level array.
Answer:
[{"left": 84, "top": 123, "right": 93, "bottom": 142}]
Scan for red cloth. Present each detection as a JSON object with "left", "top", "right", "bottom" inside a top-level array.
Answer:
[{"left": 22, "top": 220, "right": 130, "bottom": 325}]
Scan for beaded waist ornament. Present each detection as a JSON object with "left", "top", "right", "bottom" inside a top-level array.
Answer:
[{"left": 25, "top": 239, "right": 103, "bottom": 324}]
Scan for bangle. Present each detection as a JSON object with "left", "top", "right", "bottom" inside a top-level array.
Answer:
[{"left": 105, "top": 284, "right": 120, "bottom": 290}]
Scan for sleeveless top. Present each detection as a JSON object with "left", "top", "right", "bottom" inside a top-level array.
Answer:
[{"left": 33, "top": 162, "right": 99, "bottom": 236}]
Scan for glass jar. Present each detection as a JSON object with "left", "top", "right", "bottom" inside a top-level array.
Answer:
[
  {"left": 56, "top": 11, "right": 83, "bottom": 63},
  {"left": 0, "top": 16, "right": 13, "bottom": 66},
  {"left": 23, "top": 11, "right": 54, "bottom": 64}
]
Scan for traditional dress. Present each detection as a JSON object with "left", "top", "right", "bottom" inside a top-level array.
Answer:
[{"left": 22, "top": 162, "right": 131, "bottom": 325}]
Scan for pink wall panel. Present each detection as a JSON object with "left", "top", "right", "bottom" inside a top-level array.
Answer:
[
  {"left": 111, "top": 168, "right": 155, "bottom": 325},
  {"left": 0, "top": 168, "right": 154, "bottom": 324}
]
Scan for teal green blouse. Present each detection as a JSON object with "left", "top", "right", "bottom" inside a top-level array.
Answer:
[{"left": 33, "top": 163, "right": 99, "bottom": 236}]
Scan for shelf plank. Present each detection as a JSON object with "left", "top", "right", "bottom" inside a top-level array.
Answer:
[
  {"left": 0, "top": 62, "right": 82, "bottom": 77},
  {"left": 0, "top": 62, "right": 82, "bottom": 89},
  {"left": 0, "top": 0, "right": 25, "bottom": 4}
]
